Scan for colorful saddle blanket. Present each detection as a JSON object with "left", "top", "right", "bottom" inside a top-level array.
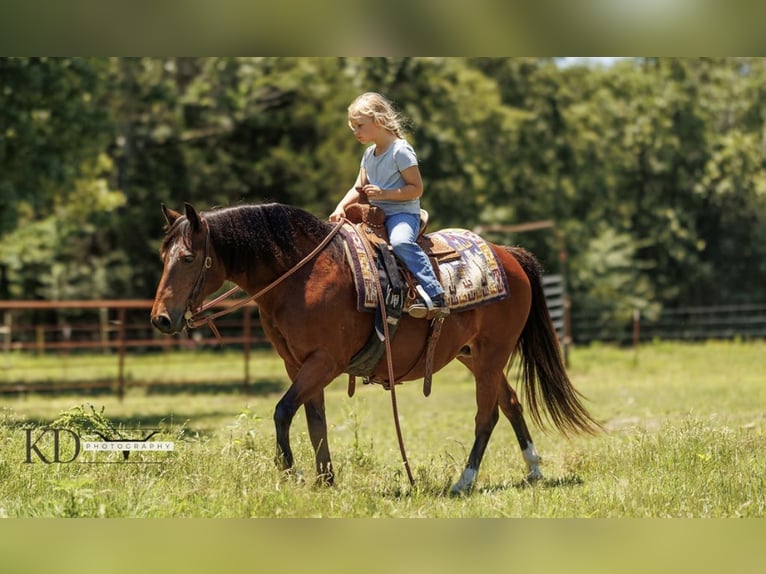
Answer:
[{"left": 340, "top": 223, "right": 509, "bottom": 313}]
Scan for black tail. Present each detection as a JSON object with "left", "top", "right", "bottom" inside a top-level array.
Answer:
[{"left": 506, "top": 246, "right": 602, "bottom": 437}]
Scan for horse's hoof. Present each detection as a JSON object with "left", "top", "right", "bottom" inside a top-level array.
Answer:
[
  {"left": 450, "top": 468, "right": 477, "bottom": 496},
  {"left": 525, "top": 468, "right": 544, "bottom": 482},
  {"left": 314, "top": 473, "right": 335, "bottom": 487},
  {"left": 281, "top": 468, "right": 305, "bottom": 484}
]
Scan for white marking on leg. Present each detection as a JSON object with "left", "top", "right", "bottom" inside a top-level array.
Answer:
[
  {"left": 451, "top": 468, "right": 477, "bottom": 495},
  {"left": 523, "top": 443, "right": 543, "bottom": 481}
]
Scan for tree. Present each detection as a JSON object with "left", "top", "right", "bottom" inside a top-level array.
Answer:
[
  {"left": 1, "top": 57, "right": 765, "bottom": 336},
  {"left": 0, "top": 58, "right": 114, "bottom": 233}
]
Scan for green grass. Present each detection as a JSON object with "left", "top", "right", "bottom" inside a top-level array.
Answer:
[{"left": 0, "top": 340, "right": 764, "bottom": 517}]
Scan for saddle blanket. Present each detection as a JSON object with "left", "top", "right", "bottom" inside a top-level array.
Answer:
[{"left": 340, "top": 224, "right": 509, "bottom": 313}]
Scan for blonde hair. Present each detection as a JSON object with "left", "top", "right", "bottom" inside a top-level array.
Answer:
[{"left": 348, "top": 92, "right": 407, "bottom": 138}]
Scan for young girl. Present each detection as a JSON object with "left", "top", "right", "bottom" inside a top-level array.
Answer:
[{"left": 330, "top": 92, "right": 449, "bottom": 318}]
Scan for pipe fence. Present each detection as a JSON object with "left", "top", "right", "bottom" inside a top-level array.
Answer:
[{"left": 2, "top": 298, "right": 764, "bottom": 396}]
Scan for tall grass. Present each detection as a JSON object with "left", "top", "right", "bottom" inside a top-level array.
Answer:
[{"left": 0, "top": 341, "right": 764, "bottom": 517}]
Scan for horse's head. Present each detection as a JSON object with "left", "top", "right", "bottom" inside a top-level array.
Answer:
[{"left": 150, "top": 203, "right": 225, "bottom": 334}]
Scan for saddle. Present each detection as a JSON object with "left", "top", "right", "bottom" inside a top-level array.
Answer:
[
  {"left": 344, "top": 203, "right": 460, "bottom": 298},
  {"left": 341, "top": 203, "right": 510, "bottom": 396}
]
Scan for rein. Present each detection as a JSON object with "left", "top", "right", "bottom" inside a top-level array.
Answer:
[{"left": 184, "top": 218, "right": 346, "bottom": 334}]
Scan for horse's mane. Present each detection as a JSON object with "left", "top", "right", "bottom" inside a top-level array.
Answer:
[{"left": 165, "top": 203, "right": 339, "bottom": 275}]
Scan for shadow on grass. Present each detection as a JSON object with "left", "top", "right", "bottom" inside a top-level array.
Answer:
[
  {"left": 0, "top": 378, "right": 287, "bottom": 398},
  {"left": 377, "top": 472, "right": 586, "bottom": 499},
  {"left": 478, "top": 473, "right": 585, "bottom": 494},
  {"left": 144, "top": 378, "right": 285, "bottom": 396}
]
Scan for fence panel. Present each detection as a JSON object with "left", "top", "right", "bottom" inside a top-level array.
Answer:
[
  {"left": 0, "top": 300, "right": 267, "bottom": 396},
  {"left": 542, "top": 274, "right": 565, "bottom": 338},
  {"left": 572, "top": 303, "right": 766, "bottom": 344},
  {"left": 5, "top": 297, "right": 765, "bottom": 395}
]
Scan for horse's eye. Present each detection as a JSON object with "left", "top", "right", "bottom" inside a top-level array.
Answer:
[{"left": 182, "top": 254, "right": 195, "bottom": 263}]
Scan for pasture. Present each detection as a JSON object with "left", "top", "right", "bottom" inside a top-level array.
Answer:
[{"left": 0, "top": 341, "right": 764, "bottom": 517}]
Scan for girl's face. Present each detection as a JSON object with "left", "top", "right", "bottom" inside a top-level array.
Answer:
[{"left": 348, "top": 115, "right": 378, "bottom": 144}]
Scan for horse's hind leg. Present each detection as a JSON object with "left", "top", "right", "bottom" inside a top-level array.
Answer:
[
  {"left": 499, "top": 379, "right": 543, "bottom": 481},
  {"left": 451, "top": 352, "right": 502, "bottom": 495},
  {"left": 453, "top": 354, "right": 541, "bottom": 494}
]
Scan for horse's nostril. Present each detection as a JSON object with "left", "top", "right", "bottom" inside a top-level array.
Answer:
[{"left": 151, "top": 314, "right": 173, "bottom": 333}]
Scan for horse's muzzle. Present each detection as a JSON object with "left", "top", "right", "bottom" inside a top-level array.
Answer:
[{"left": 151, "top": 312, "right": 181, "bottom": 334}]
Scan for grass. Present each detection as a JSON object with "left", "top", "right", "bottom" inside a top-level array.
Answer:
[{"left": 0, "top": 340, "right": 764, "bottom": 517}]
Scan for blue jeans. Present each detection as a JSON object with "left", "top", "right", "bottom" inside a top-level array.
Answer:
[{"left": 386, "top": 212, "right": 444, "bottom": 300}]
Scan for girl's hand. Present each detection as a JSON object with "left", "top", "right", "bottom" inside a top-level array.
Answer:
[
  {"left": 329, "top": 206, "right": 346, "bottom": 222},
  {"left": 361, "top": 184, "right": 383, "bottom": 198}
]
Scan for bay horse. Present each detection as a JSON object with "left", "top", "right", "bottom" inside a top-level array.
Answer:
[{"left": 150, "top": 202, "right": 600, "bottom": 494}]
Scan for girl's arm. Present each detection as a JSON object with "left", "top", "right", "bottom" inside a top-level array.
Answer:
[
  {"left": 329, "top": 168, "right": 366, "bottom": 221},
  {"left": 361, "top": 165, "right": 423, "bottom": 202}
]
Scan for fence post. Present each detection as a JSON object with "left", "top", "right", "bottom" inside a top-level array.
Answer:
[
  {"left": 2, "top": 312, "right": 10, "bottom": 347},
  {"left": 1, "top": 312, "right": 11, "bottom": 368},
  {"left": 117, "top": 307, "right": 127, "bottom": 400},
  {"left": 99, "top": 307, "right": 110, "bottom": 354}
]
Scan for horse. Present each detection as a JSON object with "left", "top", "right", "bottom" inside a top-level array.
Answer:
[{"left": 150, "top": 202, "right": 601, "bottom": 494}]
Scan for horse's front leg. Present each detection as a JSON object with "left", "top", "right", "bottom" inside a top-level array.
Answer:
[
  {"left": 273, "top": 351, "right": 338, "bottom": 483},
  {"left": 304, "top": 391, "right": 334, "bottom": 485}
]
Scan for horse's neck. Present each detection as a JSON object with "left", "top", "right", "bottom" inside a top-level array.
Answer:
[{"left": 215, "top": 220, "right": 322, "bottom": 297}]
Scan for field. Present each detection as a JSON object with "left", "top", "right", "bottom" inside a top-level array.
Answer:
[{"left": 0, "top": 340, "right": 764, "bottom": 517}]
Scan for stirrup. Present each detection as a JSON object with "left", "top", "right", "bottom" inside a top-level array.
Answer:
[
  {"left": 406, "top": 286, "right": 450, "bottom": 319},
  {"left": 407, "top": 302, "right": 450, "bottom": 319},
  {"left": 406, "top": 302, "right": 430, "bottom": 319}
]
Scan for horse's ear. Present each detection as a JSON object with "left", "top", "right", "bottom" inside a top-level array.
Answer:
[
  {"left": 184, "top": 202, "right": 201, "bottom": 232},
  {"left": 161, "top": 204, "right": 182, "bottom": 227}
]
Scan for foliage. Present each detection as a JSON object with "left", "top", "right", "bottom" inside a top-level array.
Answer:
[
  {"left": 573, "top": 226, "right": 659, "bottom": 324},
  {"left": 0, "top": 153, "right": 128, "bottom": 302},
  {"left": 1, "top": 57, "right": 765, "bottom": 334},
  {"left": 48, "top": 403, "right": 123, "bottom": 440}
]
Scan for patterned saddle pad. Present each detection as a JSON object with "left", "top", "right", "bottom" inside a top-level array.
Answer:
[{"left": 340, "top": 223, "right": 509, "bottom": 313}]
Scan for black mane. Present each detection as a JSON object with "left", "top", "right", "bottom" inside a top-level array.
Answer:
[{"left": 165, "top": 203, "right": 340, "bottom": 276}]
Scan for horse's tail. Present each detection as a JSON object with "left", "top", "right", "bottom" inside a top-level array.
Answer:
[{"left": 505, "top": 246, "right": 602, "bottom": 437}]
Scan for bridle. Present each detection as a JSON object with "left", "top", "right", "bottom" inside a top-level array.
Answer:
[{"left": 182, "top": 219, "right": 213, "bottom": 330}]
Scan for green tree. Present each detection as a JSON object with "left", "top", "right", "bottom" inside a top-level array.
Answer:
[
  {"left": 0, "top": 58, "right": 114, "bottom": 233},
  {"left": 1, "top": 57, "right": 765, "bottom": 338}
]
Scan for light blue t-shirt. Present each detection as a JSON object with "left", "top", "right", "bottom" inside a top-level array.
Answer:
[{"left": 361, "top": 138, "right": 421, "bottom": 216}]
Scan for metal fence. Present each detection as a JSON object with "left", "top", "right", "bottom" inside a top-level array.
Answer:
[
  {"left": 571, "top": 303, "right": 766, "bottom": 345},
  {"left": 542, "top": 273, "right": 571, "bottom": 364},
  {"left": 2, "top": 297, "right": 765, "bottom": 395},
  {"left": 0, "top": 299, "right": 266, "bottom": 396}
]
